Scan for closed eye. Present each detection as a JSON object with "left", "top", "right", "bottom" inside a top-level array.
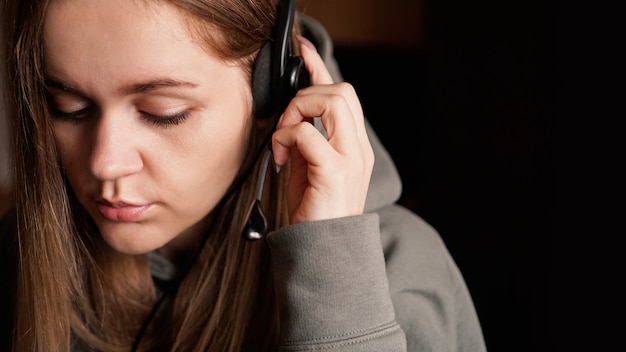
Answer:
[
  {"left": 141, "top": 110, "right": 191, "bottom": 127},
  {"left": 49, "top": 105, "right": 96, "bottom": 122}
]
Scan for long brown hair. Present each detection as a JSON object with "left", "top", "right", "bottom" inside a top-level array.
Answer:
[{"left": 1, "top": 0, "right": 296, "bottom": 350}]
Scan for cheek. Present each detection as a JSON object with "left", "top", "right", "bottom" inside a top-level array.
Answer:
[
  {"left": 180, "top": 121, "right": 249, "bottom": 183},
  {"left": 161, "top": 111, "right": 252, "bottom": 209},
  {"left": 176, "top": 90, "right": 253, "bottom": 188}
]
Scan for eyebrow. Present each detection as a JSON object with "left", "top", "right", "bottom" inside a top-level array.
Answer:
[
  {"left": 119, "top": 79, "right": 199, "bottom": 95},
  {"left": 44, "top": 78, "right": 199, "bottom": 95},
  {"left": 44, "top": 79, "right": 78, "bottom": 93}
]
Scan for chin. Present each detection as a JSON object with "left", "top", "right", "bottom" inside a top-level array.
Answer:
[{"left": 98, "top": 222, "right": 168, "bottom": 255}]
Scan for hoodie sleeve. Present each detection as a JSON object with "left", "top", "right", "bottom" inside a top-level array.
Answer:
[{"left": 267, "top": 214, "right": 408, "bottom": 351}]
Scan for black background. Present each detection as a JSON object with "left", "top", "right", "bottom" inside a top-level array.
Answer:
[{"left": 331, "top": 1, "right": 557, "bottom": 351}]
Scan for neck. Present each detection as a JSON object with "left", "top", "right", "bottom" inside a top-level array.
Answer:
[{"left": 157, "top": 212, "right": 214, "bottom": 269}]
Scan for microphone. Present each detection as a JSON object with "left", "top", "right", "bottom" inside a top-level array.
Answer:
[{"left": 241, "top": 148, "right": 272, "bottom": 240}]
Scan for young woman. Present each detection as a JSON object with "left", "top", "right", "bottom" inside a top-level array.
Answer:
[{"left": 0, "top": 0, "right": 487, "bottom": 351}]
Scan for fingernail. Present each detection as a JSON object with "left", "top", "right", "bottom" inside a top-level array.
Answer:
[
  {"left": 271, "top": 154, "right": 281, "bottom": 174},
  {"left": 296, "top": 34, "right": 316, "bottom": 51}
]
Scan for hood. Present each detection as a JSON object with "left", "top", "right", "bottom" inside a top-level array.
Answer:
[{"left": 300, "top": 15, "right": 403, "bottom": 212}]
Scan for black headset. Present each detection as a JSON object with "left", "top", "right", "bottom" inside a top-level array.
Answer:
[
  {"left": 242, "top": 0, "right": 310, "bottom": 241},
  {"left": 252, "top": 0, "right": 311, "bottom": 119}
]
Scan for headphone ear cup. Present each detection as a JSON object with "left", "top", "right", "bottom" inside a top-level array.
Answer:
[
  {"left": 252, "top": 41, "right": 273, "bottom": 119},
  {"left": 282, "top": 56, "right": 310, "bottom": 104}
]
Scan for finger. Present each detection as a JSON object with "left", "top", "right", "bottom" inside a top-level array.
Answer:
[
  {"left": 296, "top": 36, "right": 364, "bottom": 131},
  {"left": 293, "top": 83, "right": 368, "bottom": 142},
  {"left": 297, "top": 35, "right": 334, "bottom": 85},
  {"left": 296, "top": 36, "right": 366, "bottom": 140},
  {"left": 272, "top": 119, "right": 338, "bottom": 168},
  {"left": 273, "top": 92, "right": 361, "bottom": 166},
  {"left": 280, "top": 87, "right": 370, "bottom": 158}
]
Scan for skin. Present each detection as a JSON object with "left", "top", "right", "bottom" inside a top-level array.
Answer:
[{"left": 44, "top": 0, "right": 374, "bottom": 264}]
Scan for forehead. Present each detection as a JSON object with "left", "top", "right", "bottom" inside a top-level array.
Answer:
[
  {"left": 42, "top": 0, "right": 219, "bottom": 87},
  {"left": 44, "top": 0, "right": 190, "bottom": 51}
]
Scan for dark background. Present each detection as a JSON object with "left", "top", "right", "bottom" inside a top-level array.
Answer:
[{"left": 301, "top": 0, "right": 557, "bottom": 351}]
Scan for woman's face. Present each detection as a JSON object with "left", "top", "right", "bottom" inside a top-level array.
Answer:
[{"left": 43, "top": 0, "right": 253, "bottom": 257}]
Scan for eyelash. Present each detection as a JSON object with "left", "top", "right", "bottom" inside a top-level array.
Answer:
[
  {"left": 49, "top": 106, "right": 191, "bottom": 128},
  {"left": 142, "top": 110, "right": 191, "bottom": 127},
  {"left": 50, "top": 107, "right": 94, "bottom": 122}
]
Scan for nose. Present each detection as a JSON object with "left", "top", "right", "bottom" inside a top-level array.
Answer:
[{"left": 89, "top": 111, "right": 143, "bottom": 181}]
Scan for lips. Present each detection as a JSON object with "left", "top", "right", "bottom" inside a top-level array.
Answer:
[{"left": 96, "top": 199, "right": 150, "bottom": 222}]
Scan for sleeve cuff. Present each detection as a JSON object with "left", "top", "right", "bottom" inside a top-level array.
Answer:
[{"left": 267, "top": 214, "right": 402, "bottom": 347}]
